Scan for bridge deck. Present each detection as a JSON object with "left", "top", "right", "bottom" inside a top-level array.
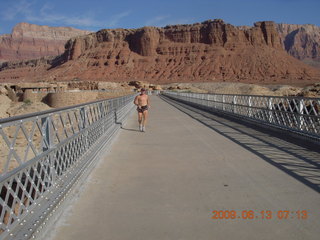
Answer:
[{"left": 50, "top": 96, "right": 320, "bottom": 240}]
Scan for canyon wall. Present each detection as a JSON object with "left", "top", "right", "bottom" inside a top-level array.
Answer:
[
  {"left": 0, "top": 20, "right": 319, "bottom": 84},
  {"left": 51, "top": 19, "right": 318, "bottom": 84},
  {"left": 277, "top": 23, "right": 320, "bottom": 62},
  {"left": 0, "top": 22, "right": 91, "bottom": 62}
]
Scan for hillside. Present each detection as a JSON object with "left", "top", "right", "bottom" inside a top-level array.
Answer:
[
  {"left": 277, "top": 23, "right": 320, "bottom": 67},
  {"left": 0, "top": 20, "right": 319, "bottom": 84},
  {"left": 0, "top": 22, "right": 91, "bottom": 62}
]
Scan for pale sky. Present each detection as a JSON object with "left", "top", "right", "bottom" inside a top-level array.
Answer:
[{"left": 0, "top": 0, "right": 319, "bottom": 34}]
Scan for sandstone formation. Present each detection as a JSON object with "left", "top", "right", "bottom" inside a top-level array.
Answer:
[
  {"left": 0, "top": 22, "right": 91, "bottom": 62},
  {"left": 276, "top": 23, "right": 320, "bottom": 67},
  {"left": 0, "top": 20, "right": 319, "bottom": 84}
]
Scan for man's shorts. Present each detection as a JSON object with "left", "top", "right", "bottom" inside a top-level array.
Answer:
[{"left": 137, "top": 105, "right": 148, "bottom": 113}]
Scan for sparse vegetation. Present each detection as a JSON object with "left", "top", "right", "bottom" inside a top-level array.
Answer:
[{"left": 23, "top": 99, "right": 32, "bottom": 105}]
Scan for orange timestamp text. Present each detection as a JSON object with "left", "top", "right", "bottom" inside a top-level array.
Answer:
[{"left": 211, "top": 210, "right": 308, "bottom": 220}]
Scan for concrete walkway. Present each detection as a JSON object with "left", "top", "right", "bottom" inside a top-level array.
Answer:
[{"left": 50, "top": 96, "right": 320, "bottom": 240}]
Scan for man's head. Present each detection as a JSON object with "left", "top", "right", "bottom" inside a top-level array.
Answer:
[{"left": 140, "top": 88, "right": 146, "bottom": 93}]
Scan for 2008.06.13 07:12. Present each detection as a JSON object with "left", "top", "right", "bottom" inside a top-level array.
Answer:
[{"left": 211, "top": 210, "right": 308, "bottom": 220}]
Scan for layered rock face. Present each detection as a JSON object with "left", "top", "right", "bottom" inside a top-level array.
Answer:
[
  {"left": 63, "top": 20, "right": 283, "bottom": 61},
  {"left": 0, "top": 23, "right": 91, "bottom": 62},
  {"left": 51, "top": 20, "right": 318, "bottom": 83},
  {"left": 0, "top": 20, "right": 319, "bottom": 84},
  {"left": 277, "top": 23, "right": 320, "bottom": 62}
]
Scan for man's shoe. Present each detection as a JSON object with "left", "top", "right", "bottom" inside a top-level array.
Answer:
[
  {"left": 142, "top": 126, "right": 145, "bottom": 132},
  {"left": 139, "top": 125, "right": 142, "bottom": 131}
]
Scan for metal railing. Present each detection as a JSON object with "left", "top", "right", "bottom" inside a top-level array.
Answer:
[
  {"left": 31, "top": 89, "right": 135, "bottom": 93},
  {"left": 0, "top": 94, "right": 135, "bottom": 239},
  {"left": 162, "top": 91, "right": 320, "bottom": 140}
]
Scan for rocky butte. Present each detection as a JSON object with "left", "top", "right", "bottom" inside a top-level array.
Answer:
[
  {"left": 0, "top": 22, "right": 91, "bottom": 62},
  {"left": 276, "top": 23, "right": 320, "bottom": 68},
  {"left": 0, "top": 19, "right": 319, "bottom": 84}
]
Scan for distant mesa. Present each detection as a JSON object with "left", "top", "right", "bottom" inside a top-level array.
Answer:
[
  {"left": 0, "top": 19, "right": 319, "bottom": 85},
  {"left": 0, "top": 22, "right": 91, "bottom": 62},
  {"left": 276, "top": 23, "right": 320, "bottom": 68}
]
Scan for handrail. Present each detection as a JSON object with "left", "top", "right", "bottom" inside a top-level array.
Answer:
[
  {"left": 162, "top": 91, "right": 320, "bottom": 140},
  {"left": 0, "top": 94, "right": 135, "bottom": 239},
  {"left": 0, "top": 95, "right": 131, "bottom": 125}
]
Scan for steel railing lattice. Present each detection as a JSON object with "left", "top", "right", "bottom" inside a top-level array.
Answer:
[
  {"left": 163, "top": 91, "right": 320, "bottom": 140},
  {"left": 0, "top": 94, "right": 135, "bottom": 239}
]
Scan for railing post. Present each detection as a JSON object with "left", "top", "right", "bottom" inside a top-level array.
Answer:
[
  {"left": 222, "top": 95, "right": 225, "bottom": 111},
  {"left": 41, "top": 114, "right": 53, "bottom": 187},
  {"left": 80, "top": 107, "right": 87, "bottom": 129},
  {"left": 99, "top": 102, "right": 105, "bottom": 133},
  {"left": 268, "top": 97, "right": 273, "bottom": 123},
  {"left": 233, "top": 96, "right": 237, "bottom": 114},
  {"left": 213, "top": 94, "right": 217, "bottom": 109},
  {"left": 299, "top": 99, "right": 304, "bottom": 131},
  {"left": 248, "top": 96, "right": 252, "bottom": 117},
  {"left": 80, "top": 106, "right": 88, "bottom": 149},
  {"left": 114, "top": 99, "right": 118, "bottom": 124},
  {"left": 41, "top": 115, "right": 52, "bottom": 151}
]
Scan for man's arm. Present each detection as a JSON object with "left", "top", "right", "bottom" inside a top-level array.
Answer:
[{"left": 134, "top": 96, "right": 139, "bottom": 106}]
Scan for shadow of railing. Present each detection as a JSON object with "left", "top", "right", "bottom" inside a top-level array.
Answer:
[
  {"left": 161, "top": 95, "right": 320, "bottom": 193},
  {"left": 120, "top": 127, "right": 140, "bottom": 132}
]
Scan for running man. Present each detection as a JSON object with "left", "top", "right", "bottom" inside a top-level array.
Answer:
[{"left": 134, "top": 88, "right": 150, "bottom": 132}]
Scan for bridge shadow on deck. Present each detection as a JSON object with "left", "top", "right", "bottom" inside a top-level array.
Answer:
[
  {"left": 160, "top": 95, "right": 320, "bottom": 193},
  {"left": 120, "top": 127, "right": 141, "bottom": 132}
]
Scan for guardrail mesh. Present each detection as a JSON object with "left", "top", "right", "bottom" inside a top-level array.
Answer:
[
  {"left": 162, "top": 91, "right": 320, "bottom": 140},
  {"left": 0, "top": 94, "right": 135, "bottom": 239}
]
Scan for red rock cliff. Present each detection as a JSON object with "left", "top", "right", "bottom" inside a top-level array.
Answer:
[
  {"left": 0, "top": 20, "right": 319, "bottom": 84},
  {"left": 0, "top": 22, "right": 91, "bottom": 62},
  {"left": 64, "top": 19, "right": 283, "bottom": 60},
  {"left": 276, "top": 23, "right": 320, "bottom": 65}
]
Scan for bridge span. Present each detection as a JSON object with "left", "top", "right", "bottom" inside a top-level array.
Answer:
[{"left": 49, "top": 95, "right": 320, "bottom": 240}]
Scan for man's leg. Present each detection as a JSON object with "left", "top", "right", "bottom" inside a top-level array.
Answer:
[
  {"left": 138, "top": 112, "right": 143, "bottom": 131},
  {"left": 142, "top": 110, "right": 148, "bottom": 132}
]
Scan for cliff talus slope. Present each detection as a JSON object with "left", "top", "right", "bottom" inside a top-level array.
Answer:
[{"left": 0, "top": 20, "right": 319, "bottom": 84}]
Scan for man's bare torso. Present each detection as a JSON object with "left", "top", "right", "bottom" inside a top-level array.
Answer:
[{"left": 135, "top": 94, "right": 148, "bottom": 107}]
